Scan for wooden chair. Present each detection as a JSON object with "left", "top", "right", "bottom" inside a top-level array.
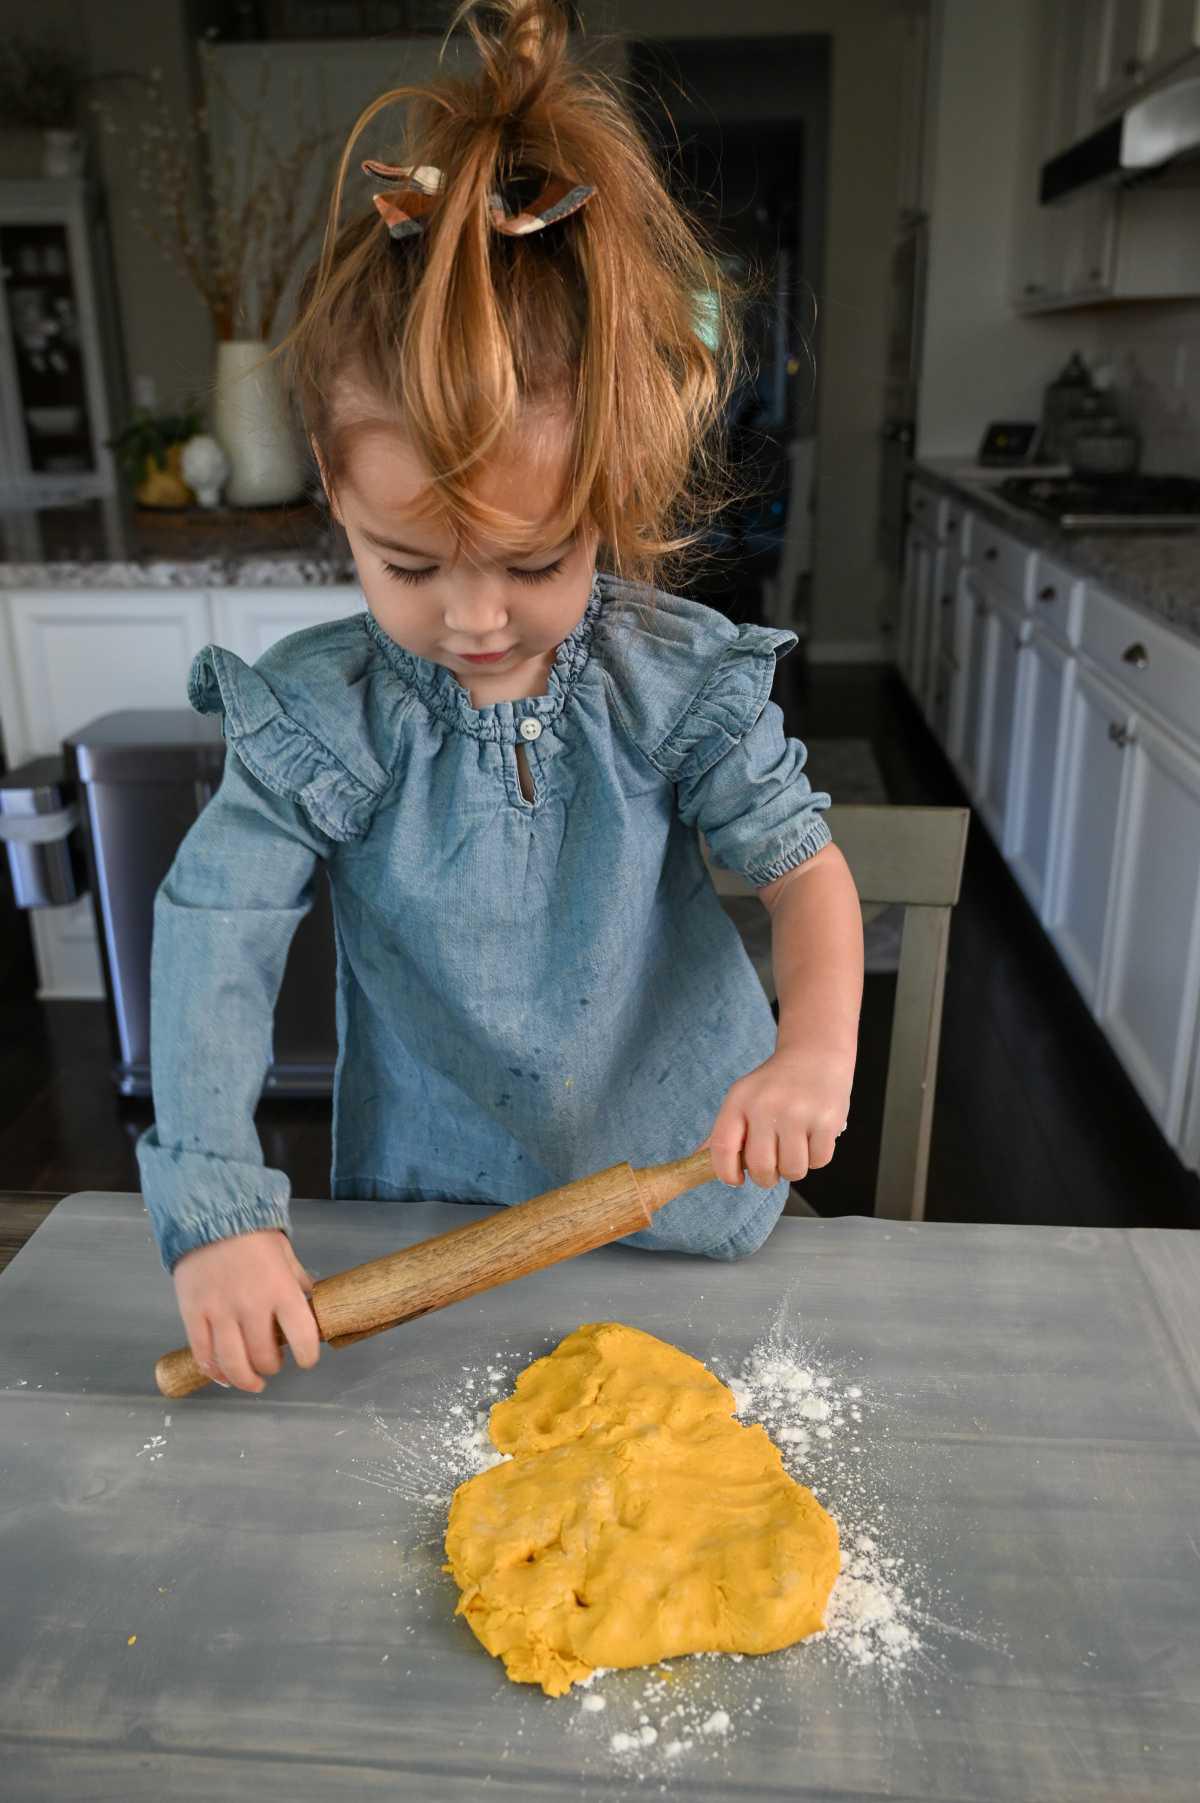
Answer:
[{"left": 701, "top": 804, "right": 969, "bottom": 1221}]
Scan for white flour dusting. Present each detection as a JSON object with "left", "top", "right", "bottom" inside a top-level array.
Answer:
[{"left": 344, "top": 1319, "right": 979, "bottom": 1787}]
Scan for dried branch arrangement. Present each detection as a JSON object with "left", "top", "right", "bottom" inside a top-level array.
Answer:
[{"left": 92, "top": 42, "right": 338, "bottom": 342}]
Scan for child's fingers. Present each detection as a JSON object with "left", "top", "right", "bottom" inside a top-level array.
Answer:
[
  {"left": 212, "top": 1318, "right": 266, "bottom": 1394},
  {"left": 778, "top": 1124, "right": 811, "bottom": 1184},
  {"left": 284, "top": 1239, "right": 316, "bottom": 1295},
  {"left": 276, "top": 1290, "right": 322, "bottom": 1371},
  {"left": 707, "top": 1113, "right": 748, "bottom": 1186},
  {"left": 242, "top": 1310, "right": 286, "bottom": 1381},
  {"left": 742, "top": 1123, "right": 782, "bottom": 1190},
  {"left": 807, "top": 1124, "right": 839, "bottom": 1171},
  {"left": 186, "top": 1311, "right": 231, "bottom": 1389}
]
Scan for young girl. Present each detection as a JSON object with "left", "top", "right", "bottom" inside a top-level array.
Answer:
[{"left": 138, "top": 0, "right": 864, "bottom": 1395}]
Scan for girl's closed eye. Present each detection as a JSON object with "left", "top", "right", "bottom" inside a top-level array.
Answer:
[{"left": 380, "top": 557, "right": 565, "bottom": 587}]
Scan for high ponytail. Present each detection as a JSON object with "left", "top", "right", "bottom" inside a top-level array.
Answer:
[{"left": 276, "top": 0, "right": 743, "bottom": 588}]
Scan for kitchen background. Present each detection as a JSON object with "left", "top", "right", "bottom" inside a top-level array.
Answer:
[{"left": 1, "top": 0, "right": 1199, "bottom": 1260}]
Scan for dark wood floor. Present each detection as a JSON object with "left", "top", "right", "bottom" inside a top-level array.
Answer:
[{"left": 1, "top": 660, "right": 1197, "bottom": 1271}]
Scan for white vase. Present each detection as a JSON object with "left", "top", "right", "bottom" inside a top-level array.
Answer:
[
  {"left": 43, "top": 129, "right": 83, "bottom": 178},
  {"left": 212, "top": 339, "right": 307, "bottom": 507}
]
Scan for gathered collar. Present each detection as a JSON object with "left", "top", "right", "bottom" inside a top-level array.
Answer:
[{"left": 362, "top": 570, "right": 605, "bottom": 743}]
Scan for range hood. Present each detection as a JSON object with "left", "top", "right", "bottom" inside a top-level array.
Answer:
[{"left": 1041, "top": 76, "right": 1200, "bottom": 203}]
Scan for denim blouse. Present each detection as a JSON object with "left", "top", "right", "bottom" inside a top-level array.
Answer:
[{"left": 135, "top": 571, "right": 832, "bottom": 1274}]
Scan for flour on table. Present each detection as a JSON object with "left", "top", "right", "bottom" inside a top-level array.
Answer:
[{"left": 345, "top": 1319, "right": 977, "bottom": 1786}]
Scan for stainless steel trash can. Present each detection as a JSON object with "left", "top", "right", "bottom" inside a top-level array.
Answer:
[
  {"left": 0, "top": 756, "right": 86, "bottom": 908},
  {"left": 65, "top": 710, "right": 338, "bottom": 1098}
]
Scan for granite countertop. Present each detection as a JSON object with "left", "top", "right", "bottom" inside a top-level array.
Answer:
[
  {"left": 0, "top": 491, "right": 357, "bottom": 588},
  {"left": 915, "top": 459, "right": 1200, "bottom": 649}
]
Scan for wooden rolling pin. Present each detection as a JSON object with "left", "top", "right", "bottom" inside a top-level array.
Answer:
[{"left": 155, "top": 1145, "right": 716, "bottom": 1399}]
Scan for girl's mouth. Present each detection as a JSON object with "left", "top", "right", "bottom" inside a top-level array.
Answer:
[{"left": 459, "top": 649, "right": 513, "bottom": 664}]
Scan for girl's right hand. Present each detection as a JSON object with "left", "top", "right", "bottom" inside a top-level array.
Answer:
[{"left": 173, "top": 1229, "right": 322, "bottom": 1394}]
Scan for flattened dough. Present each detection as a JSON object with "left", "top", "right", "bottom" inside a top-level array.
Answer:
[{"left": 444, "top": 1322, "right": 840, "bottom": 1695}]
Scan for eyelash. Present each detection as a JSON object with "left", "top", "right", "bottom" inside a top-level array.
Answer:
[{"left": 380, "top": 557, "right": 565, "bottom": 588}]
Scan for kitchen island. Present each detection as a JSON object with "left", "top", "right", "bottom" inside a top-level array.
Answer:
[{"left": 0, "top": 494, "right": 366, "bottom": 1001}]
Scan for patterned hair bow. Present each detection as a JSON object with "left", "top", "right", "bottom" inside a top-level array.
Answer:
[{"left": 361, "top": 158, "right": 594, "bottom": 240}]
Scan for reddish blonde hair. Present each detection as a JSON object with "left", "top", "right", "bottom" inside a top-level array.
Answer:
[{"left": 273, "top": 0, "right": 742, "bottom": 588}]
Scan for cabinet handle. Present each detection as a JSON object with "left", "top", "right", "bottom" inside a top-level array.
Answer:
[
  {"left": 1023, "top": 281, "right": 1044, "bottom": 295},
  {"left": 975, "top": 602, "right": 988, "bottom": 618},
  {"left": 984, "top": 546, "right": 998, "bottom": 562},
  {"left": 1121, "top": 642, "right": 1148, "bottom": 669},
  {"left": 1123, "top": 55, "right": 1143, "bottom": 76},
  {"left": 941, "top": 593, "right": 953, "bottom": 607},
  {"left": 946, "top": 515, "right": 958, "bottom": 530},
  {"left": 1038, "top": 584, "right": 1057, "bottom": 602},
  {"left": 1107, "top": 721, "right": 1135, "bottom": 749},
  {"left": 1013, "top": 634, "right": 1023, "bottom": 651}
]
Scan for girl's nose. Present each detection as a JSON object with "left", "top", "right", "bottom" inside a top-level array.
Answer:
[{"left": 444, "top": 576, "right": 510, "bottom": 635}]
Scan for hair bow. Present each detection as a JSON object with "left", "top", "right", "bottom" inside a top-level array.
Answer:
[{"left": 361, "top": 158, "right": 594, "bottom": 240}]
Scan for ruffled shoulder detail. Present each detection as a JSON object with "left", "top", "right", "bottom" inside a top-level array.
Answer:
[
  {"left": 593, "top": 581, "right": 797, "bottom": 782},
  {"left": 189, "top": 643, "right": 390, "bottom": 844}
]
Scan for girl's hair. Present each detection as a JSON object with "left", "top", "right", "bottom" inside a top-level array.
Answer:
[{"left": 274, "top": 0, "right": 743, "bottom": 589}]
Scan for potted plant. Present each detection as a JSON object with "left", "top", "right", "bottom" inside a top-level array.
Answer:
[
  {"left": 107, "top": 403, "right": 204, "bottom": 509},
  {"left": 0, "top": 32, "right": 88, "bottom": 177}
]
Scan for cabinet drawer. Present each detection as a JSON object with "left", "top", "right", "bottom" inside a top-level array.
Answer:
[
  {"left": 969, "top": 517, "right": 1032, "bottom": 603},
  {"left": 1080, "top": 584, "right": 1200, "bottom": 746},
  {"left": 1029, "top": 551, "right": 1083, "bottom": 645}
]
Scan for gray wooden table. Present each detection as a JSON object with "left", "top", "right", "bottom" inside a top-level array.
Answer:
[{"left": 1, "top": 1193, "right": 1198, "bottom": 1801}]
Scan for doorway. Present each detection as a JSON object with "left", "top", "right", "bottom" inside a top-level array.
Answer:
[{"left": 627, "top": 35, "right": 830, "bottom": 631}]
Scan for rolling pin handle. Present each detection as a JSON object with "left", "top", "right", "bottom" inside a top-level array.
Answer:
[{"left": 155, "top": 1346, "right": 214, "bottom": 1399}]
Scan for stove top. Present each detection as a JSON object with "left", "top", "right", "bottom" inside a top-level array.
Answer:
[{"left": 997, "top": 474, "right": 1200, "bottom": 531}]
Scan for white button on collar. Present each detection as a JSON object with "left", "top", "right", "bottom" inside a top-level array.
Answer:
[{"left": 518, "top": 717, "right": 542, "bottom": 741}]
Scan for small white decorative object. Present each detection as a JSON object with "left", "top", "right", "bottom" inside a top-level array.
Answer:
[
  {"left": 179, "top": 434, "right": 230, "bottom": 509},
  {"left": 43, "top": 129, "right": 84, "bottom": 178}
]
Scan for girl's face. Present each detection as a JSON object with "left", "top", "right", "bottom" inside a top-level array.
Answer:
[{"left": 318, "top": 415, "right": 599, "bottom": 706}]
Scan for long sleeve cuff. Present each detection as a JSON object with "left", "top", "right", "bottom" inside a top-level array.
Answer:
[{"left": 137, "top": 1126, "right": 293, "bottom": 1274}]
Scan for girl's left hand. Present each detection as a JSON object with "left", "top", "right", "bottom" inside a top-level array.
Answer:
[{"left": 699, "top": 1045, "right": 854, "bottom": 1189}]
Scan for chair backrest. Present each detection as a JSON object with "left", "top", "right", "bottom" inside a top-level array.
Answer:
[{"left": 701, "top": 804, "right": 970, "bottom": 1221}]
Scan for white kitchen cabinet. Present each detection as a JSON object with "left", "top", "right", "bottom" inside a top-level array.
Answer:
[
  {"left": 0, "top": 586, "right": 214, "bottom": 998},
  {"left": 934, "top": 545, "right": 960, "bottom": 664},
  {"left": 1047, "top": 663, "right": 1133, "bottom": 1009},
  {"left": 976, "top": 593, "right": 1028, "bottom": 852},
  {"left": 0, "top": 584, "right": 366, "bottom": 1000},
  {"left": 951, "top": 568, "right": 991, "bottom": 797},
  {"left": 918, "top": 543, "right": 959, "bottom": 721},
  {"left": 1096, "top": 0, "right": 1200, "bottom": 111},
  {"left": 1141, "top": 0, "right": 1200, "bottom": 80},
  {"left": 208, "top": 586, "right": 365, "bottom": 664},
  {"left": 1009, "top": 625, "right": 1075, "bottom": 919},
  {"left": 1096, "top": 0, "right": 1149, "bottom": 113},
  {"left": 1015, "top": 0, "right": 1200, "bottom": 312},
  {"left": 0, "top": 588, "right": 211, "bottom": 766},
  {"left": 1063, "top": 189, "right": 1118, "bottom": 298},
  {"left": 930, "top": 649, "right": 955, "bottom": 748},
  {"left": 907, "top": 483, "right": 1200, "bottom": 1171},
  {"left": 1099, "top": 716, "right": 1200, "bottom": 1143},
  {"left": 898, "top": 525, "right": 937, "bottom": 702}
]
